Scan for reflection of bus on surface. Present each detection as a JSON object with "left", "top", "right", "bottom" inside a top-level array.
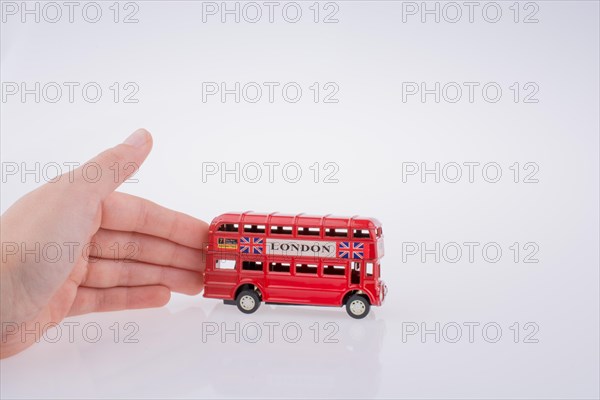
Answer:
[{"left": 203, "top": 212, "right": 387, "bottom": 318}]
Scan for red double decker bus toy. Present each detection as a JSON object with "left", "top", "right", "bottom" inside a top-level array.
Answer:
[{"left": 203, "top": 212, "right": 387, "bottom": 318}]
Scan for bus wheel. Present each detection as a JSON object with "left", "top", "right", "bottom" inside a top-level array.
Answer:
[
  {"left": 236, "top": 290, "right": 261, "bottom": 314},
  {"left": 346, "top": 295, "right": 370, "bottom": 319}
]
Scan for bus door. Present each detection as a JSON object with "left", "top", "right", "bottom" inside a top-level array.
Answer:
[{"left": 351, "top": 261, "right": 362, "bottom": 285}]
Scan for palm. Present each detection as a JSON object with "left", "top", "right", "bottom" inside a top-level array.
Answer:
[{"left": 2, "top": 191, "right": 208, "bottom": 357}]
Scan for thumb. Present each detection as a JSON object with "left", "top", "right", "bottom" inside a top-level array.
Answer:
[{"left": 71, "top": 128, "right": 153, "bottom": 200}]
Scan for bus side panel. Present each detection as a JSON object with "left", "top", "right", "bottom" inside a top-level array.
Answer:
[
  {"left": 266, "top": 273, "right": 335, "bottom": 305},
  {"left": 203, "top": 254, "right": 239, "bottom": 300},
  {"left": 265, "top": 273, "right": 297, "bottom": 303},
  {"left": 284, "top": 275, "right": 341, "bottom": 306},
  {"left": 316, "top": 275, "right": 349, "bottom": 305},
  {"left": 203, "top": 271, "right": 238, "bottom": 299},
  {"left": 362, "top": 281, "right": 381, "bottom": 306}
]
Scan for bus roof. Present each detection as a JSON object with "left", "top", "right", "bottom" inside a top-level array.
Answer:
[{"left": 211, "top": 212, "right": 382, "bottom": 231}]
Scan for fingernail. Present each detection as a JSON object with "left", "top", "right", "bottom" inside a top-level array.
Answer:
[{"left": 124, "top": 129, "right": 149, "bottom": 148}]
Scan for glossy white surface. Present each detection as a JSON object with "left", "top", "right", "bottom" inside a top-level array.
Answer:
[{"left": 2, "top": 265, "right": 599, "bottom": 398}]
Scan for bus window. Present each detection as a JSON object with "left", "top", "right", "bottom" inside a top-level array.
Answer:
[
  {"left": 244, "top": 224, "right": 265, "bottom": 233},
  {"left": 377, "top": 227, "right": 383, "bottom": 238},
  {"left": 270, "top": 225, "right": 292, "bottom": 235},
  {"left": 216, "top": 259, "right": 236, "bottom": 270},
  {"left": 217, "top": 223, "right": 239, "bottom": 232},
  {"left": 242, "top": 261, "right": 263, "bottom": 271},
  {"left": 269, "top": 262, "right": 291, "bottom": 273},
  {"left": 325, "top": 228, "right": 348, "bottom": 237},
  {"left": 297, "top": 227, "right": 320, "bottom": 236},
  {"left": 323, "top": 264, "right": 345, "bottom": 277},
  {"left": 296, "top": 263, "right": 317, "bottom": 274},
  {"left": 366, "top": 262, "right": 374, "bottom": 277},
  {"left": 353, "top": 229, "right": 371, "bottom": 239}
]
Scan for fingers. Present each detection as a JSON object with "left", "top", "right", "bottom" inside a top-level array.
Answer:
[
  {"left": 81, "top": 259, "right": 203, "bottom": 295},
  {"left": 67, "top": 286, "right": 171, "bottom": 316},
  {"left": 67, "top": 129, "right": 153, "bottom": 201},
  {"left": 89, "top": 229, "right": 205, "bottom": 272},
  {"left": 101, "top": 192, "right": 209, "bottom": 249}
]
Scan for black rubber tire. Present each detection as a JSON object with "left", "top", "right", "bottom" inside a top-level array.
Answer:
[
  {"left": 346, "top": 294, "right": 370, "bottom": 319},
  {"left": 236, "top": 289, "right": 261, "bottom": 314}
]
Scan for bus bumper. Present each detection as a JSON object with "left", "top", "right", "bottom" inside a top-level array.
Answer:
[{"left": 379, "top": 280, "right": 388, "bottom": 305}]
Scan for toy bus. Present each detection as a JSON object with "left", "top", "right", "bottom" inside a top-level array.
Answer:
[{"left": 203, "top": 212, "right": 386, "bottom": 318}]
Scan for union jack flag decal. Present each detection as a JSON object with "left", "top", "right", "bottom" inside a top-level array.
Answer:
[
  {"left": 240, "top": 237, "right": 264, "bottom": 254},
  {"left": 338, "top": 242, "right": 364, "bottom": 259}
]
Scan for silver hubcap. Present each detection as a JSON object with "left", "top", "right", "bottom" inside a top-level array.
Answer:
[
  {"left": 350, "top": 300, "right": 366, "bottom": 315},
  {"left": 240, "top": 295, "right": 256, "bottom": 311}
]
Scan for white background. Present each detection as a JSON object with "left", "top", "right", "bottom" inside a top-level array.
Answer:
[{"left": 1, "top": 1, "right": 599, "bottom": 398}]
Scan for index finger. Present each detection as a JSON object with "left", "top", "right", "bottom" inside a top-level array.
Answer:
[{"left": 100, "top": 192, "right": 209, "bottom": 249}]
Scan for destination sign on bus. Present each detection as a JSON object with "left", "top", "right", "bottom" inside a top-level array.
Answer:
[{"left": 266, "top": 238, "right": 337, "bottom": 258}]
